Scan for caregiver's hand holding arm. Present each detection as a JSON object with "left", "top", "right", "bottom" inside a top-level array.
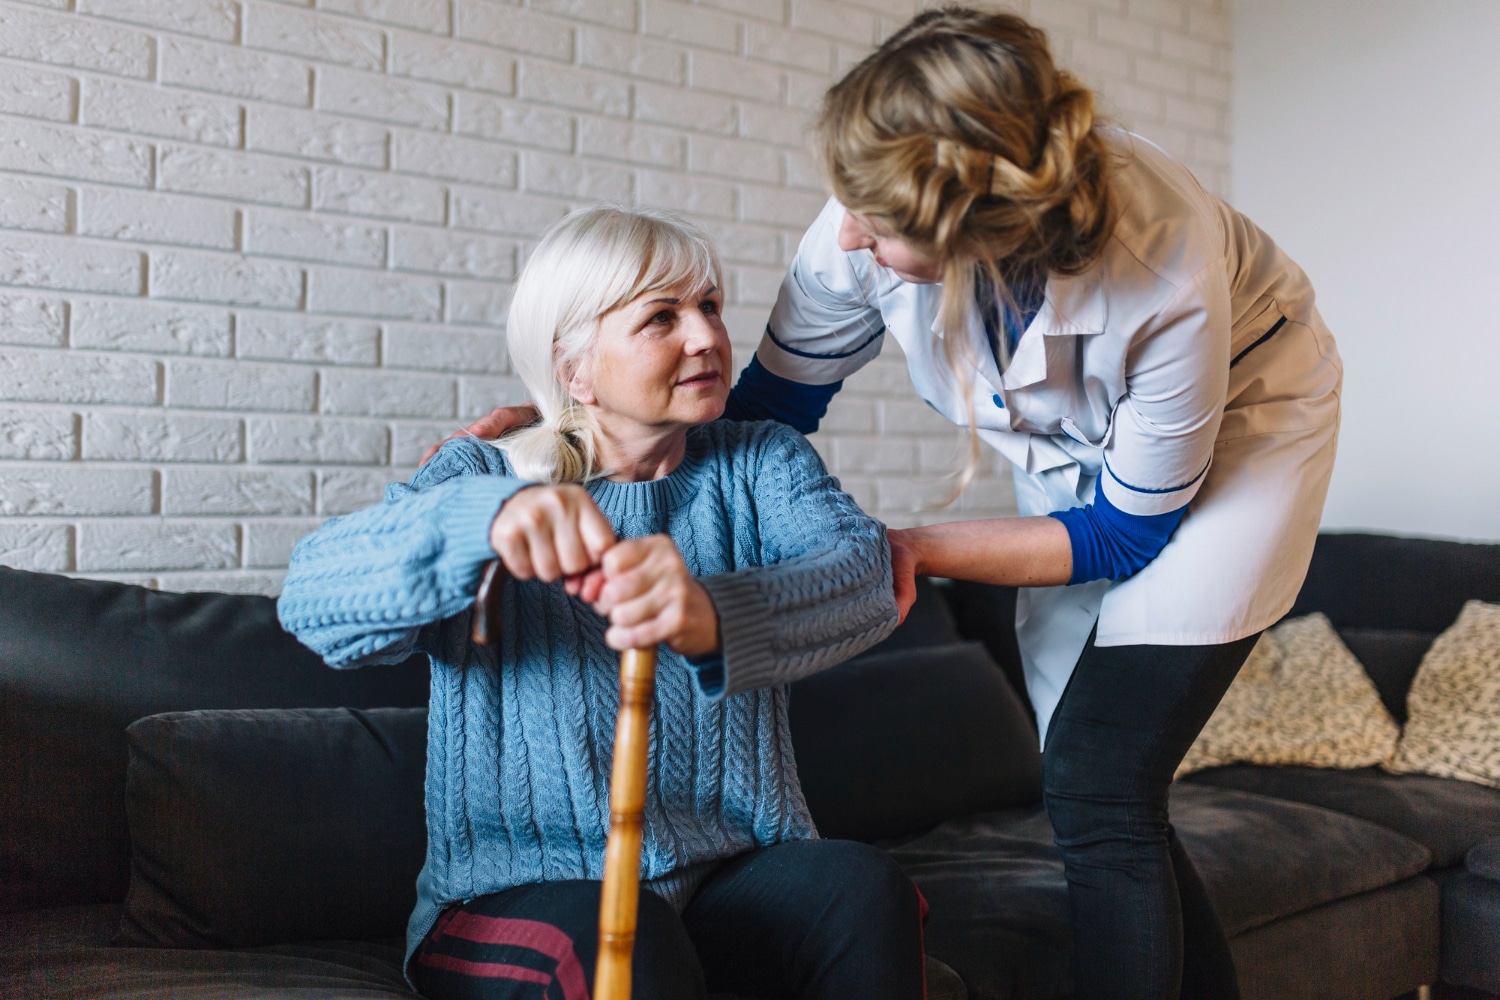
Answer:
[{"left": 887, "top": 519, "right": 1071, "bottom": 619}]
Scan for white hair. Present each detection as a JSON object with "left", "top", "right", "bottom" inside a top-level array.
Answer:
[{"left": 495, "top": 205, "right": 722, "bottom": 483}]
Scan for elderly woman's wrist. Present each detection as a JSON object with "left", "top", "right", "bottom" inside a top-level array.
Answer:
[{"left": 675, "top": 584, "right": 721, "bottom": 658}]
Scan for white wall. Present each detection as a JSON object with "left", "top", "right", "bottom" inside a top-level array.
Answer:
[
  {"left": 0, "top": 0, "right": 1231, "bottom": 593},
  {"left": 1233, "top": 0, "right": 1500, "bottom": 542}
]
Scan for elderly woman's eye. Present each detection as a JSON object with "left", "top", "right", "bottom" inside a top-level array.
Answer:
[
  {"left": 651, "top": 309, "right": 674, "bottom": 325},
  {"left": 700, "top": 300, "right": 719, "bottom": 316}
]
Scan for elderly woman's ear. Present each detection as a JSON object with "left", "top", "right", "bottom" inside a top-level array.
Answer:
[{"left": 555, "top": 348, "right": 596, "bottom": 407}]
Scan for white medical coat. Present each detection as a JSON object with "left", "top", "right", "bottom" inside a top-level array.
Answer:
[{"left": 756, "top": 131, "right": 1343, "bottom": 741}]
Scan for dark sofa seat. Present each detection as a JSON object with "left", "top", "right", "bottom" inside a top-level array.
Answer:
[
  {"left": 1442, "top": 837, "right": 1500, "bottom": 994},
  {"left": 1, "top": 904, "right": 415, "bottom": 1000},
  {"left": 1184, "top": 765, "right": 1500, "bottom": 869},
  {"left": 888, "top": 783, "right": 1435, "bottom": 1000}
]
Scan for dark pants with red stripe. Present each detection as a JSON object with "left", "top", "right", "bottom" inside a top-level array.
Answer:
[{"left": 412, "top": 839, "right": 927, "bottom": 1000}]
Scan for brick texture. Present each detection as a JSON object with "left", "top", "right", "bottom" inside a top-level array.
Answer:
[{"left": 0, "top": 0, "right": 1231, "bottom": 593}]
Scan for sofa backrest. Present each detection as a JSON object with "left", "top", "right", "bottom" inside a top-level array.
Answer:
[
  {"left": 1291, "top": 532, "right": 1500, "bottom": 631},
  {"left": 0, "top": 568, "right": 429, "bottom": 913}
]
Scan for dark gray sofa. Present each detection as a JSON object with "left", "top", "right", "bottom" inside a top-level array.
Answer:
[{"left": 2, "top": 532, "right": 1498, "bottom": 999}]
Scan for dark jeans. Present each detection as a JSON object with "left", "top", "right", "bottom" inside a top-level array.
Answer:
[
  {"left": 412, "top": 838, "right": 926, "bottom": 1000},
  {"left": 1043, "top": 632, "right": 1261, "bottom": 1000}
]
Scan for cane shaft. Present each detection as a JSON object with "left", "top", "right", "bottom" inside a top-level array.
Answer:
[{"left": 595, "top": 647, "right": 657, "bottom": 1000}]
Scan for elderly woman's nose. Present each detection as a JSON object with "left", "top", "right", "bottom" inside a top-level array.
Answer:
[
  {"left": 837, "top": 213, "right": 875, "bottom": 253},
  {"left": 681, "top": 312, "right": 721, "bottom": 351}
]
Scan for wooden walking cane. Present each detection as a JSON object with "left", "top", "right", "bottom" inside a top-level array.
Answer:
[
  {"left": 594, "top": 644, "right": 657, "bottom": 1000},
  {"left": 472, "top": 559, "right": 657, "bottom": 1000}
]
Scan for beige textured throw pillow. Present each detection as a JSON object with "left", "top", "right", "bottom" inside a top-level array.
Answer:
[
  {"left": 1385, "top": 600, "right": 1500, "bottom": 789},
  {"left": 1176, "top": 613, "right": 1400, "bottom": 779}
]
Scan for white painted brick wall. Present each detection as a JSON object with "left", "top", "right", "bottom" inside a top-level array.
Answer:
[{"left": 0, "top": 0, "right": 1229, "bottom": 594}]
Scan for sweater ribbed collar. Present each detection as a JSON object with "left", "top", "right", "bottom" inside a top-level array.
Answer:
[{"left": 585, "top": 426, "right": 709, "bottom": 520}]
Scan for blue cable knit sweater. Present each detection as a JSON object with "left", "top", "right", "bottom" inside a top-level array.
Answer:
[{"left": 276, "top": 419, "right": 898, "bottom": 971}]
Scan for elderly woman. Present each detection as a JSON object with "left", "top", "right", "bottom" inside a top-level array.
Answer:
[{"left": 276, "top": 206, "right": 923, "bottom": 1000}]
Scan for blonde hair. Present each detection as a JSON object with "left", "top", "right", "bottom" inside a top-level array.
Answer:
[
  {"left": 497, "top": 205, "right": 721, "bottom": 484},
  {"left": 818, "top": 6, "right": 1118, "bottom": 491}
]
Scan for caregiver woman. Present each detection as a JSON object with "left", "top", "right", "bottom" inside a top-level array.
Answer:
[
  {"left": 441, "top": 7, "right": 1341, "bottom": 997},
  {"left": 737, "top": 8, "right": 1342, "bottom": 999}
]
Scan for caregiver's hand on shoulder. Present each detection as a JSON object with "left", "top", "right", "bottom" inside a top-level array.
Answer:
[
  {"left": 489, "top": 484, "right": 616, "bottom": 584},
  {"left": 589, "top": 535, "right": 720, "bottom": 658},
  {"left": 420, "top": 404, "right": 540, "bottom": 466}
]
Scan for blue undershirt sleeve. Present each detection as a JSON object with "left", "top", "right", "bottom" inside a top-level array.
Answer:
[
  {"left": 723, "top": 354, "right": 843, "bottom": 435},
  {"left": 1048, "top": 485, "right": 1188, "bottom": 585}
]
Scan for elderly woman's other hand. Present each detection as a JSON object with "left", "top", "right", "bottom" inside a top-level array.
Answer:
[
  {"left": 590, "top": 535, "right": 720, "bottom": 658},
  {"left": 489, "top": 483, "right": 616, "bottom": 584}
]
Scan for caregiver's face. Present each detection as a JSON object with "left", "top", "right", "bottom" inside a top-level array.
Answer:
[
  {"left": 576, "top": 282, "right": 731, "bottom": 432},
  {"left": 837, "top": 209, "right": 942, "bottom": 283}
]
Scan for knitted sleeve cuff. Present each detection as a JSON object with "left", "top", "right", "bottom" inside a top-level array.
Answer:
[
  {"left": 684, "top": 652, "right": 726, "bottom": 699},
  {"left": 697, "top": 571, "right": 778, "bottom": 700}
]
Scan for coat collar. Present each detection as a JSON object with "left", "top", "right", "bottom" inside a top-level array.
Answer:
[{"left": 997, "top": 266, "right": 1108, "bottom": 390}]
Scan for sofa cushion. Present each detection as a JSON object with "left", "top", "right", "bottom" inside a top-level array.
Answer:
[
  {"left": 1228, "top": 877, "right": 1438, "bottom": 1000},
  {"left": 1167, "top": 784, "right": 1431, "bottom": 935},
  {"left": 1438, "top": 865, "right": 1500, "bottom": 993},
  {"left": 1387, "top": 600, "right": 1500, "bottom": 789},
  {"left": 931, "top": 579, "right": 1033, "bottom": 728},
  {"left": 1182, "top": 765, "right": 1500, "bottom": 868},
  {"left": 891, "top": 783, "right": 1431, "bottom": 1000},
  {"left": 789, "top": 642, "right": 1041, "bottom": 843},
  {"left": 117, "top": 707, "right": 427, "bottom": 949},
  {"left": 0, "top": 568, "right": 430, "bottom": 913},
  {"left": 1176, "top": 614, "right": 1399, "bottom": 778}
]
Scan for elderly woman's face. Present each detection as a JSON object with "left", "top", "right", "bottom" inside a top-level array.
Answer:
[{"left": 570, "top": 281, "right": 731, "bottom": 434}]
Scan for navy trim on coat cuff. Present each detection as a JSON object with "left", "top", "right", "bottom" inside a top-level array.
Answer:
[
  {"left": 765, "top": 323, "right": 884, "bottom": 360},
  {"left": 1104, "top": 456, "right": 1211, "bottom": 495}
]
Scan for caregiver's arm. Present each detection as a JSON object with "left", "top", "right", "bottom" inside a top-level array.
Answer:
[
  {"left": 892, "top": 517, "right": 1073, "bottom": 593},
  {"left": 892, "top": 496, "right": 1188, "bottom": 612},
  {"left": 1041, "top": 266, "right": 1232, "bottom": 583},
  {"left": 726, "top": 198, "right": 886, "bottom": 434},
  {"left": 895, "top": 267, "right": 1233, "bottom": 604}
]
